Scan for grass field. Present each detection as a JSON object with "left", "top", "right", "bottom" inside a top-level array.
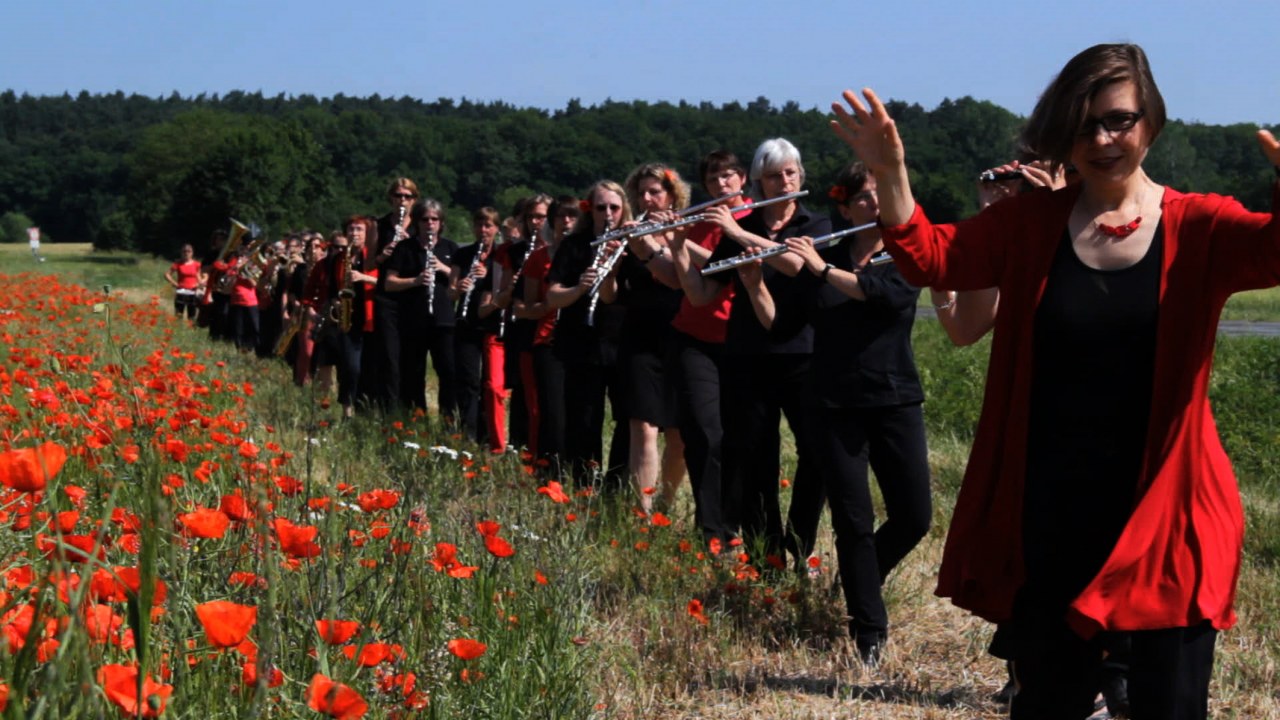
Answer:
[{"left": 0, "top": 244, "right": 1277, "bottom": 718}]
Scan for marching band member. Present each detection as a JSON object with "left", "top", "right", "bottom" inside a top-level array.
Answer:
[
  {"left": 617, "top": 163, "right": 688, "bottom": 512},
  {"left": 834, "top": 42, "right": 1280, "bottom": 718},
  {"left": 202, "top": 229, "right": 231, "bottom": 340},
  {"left": 226, "top": 242, "right": 260, "bottom": 354},
  {"left": 739, "top": 161, "right": 931, "bottom": 664},
  {"left": 494, "top": 197, "right": 542, "bottom": 456},
  {"left": 385, "top": 198, "right": 458, "bottom": 417},
  {"left": 452, "top": 207, "right": 506, "bottom": 451},
  {"left": 165, "top": 243, "right": 203, "bottom": 320},
  {"left": 546, "top": 181, "right": 631, "bottom": 487},
  {"left": 304, "top": 218, "right": 378, "bottom": 418},
  {"left": 702, "top": 138, "right": 827, "bottom": 562},
  {"left": 516, "top": 195, "right": 572, "bottom": 468},
  {"left": 366, "top": 178, "right": 419, "bottom": 410},
  {"left": 664, "top": 150, "right": 751, "bottom": 541}
]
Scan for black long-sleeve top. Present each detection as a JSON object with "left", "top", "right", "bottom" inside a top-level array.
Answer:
[
  {"left": 707, "top": 201, "right": 830, "bottom": 355},
  {"left": 773, "top": 244, "right": 923, "bottom": 409},
  {"left": 546, "top": 227, "right": 625, "bottom": 365},
  {"left": 386, "top": 233, "right": 459, "bottom": 327}
]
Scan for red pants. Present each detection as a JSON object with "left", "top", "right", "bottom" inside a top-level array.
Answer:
[{"left": 482, "top": 334, "right": 508, "bottom": 451}]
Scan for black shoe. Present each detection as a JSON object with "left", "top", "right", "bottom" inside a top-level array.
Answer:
[{"left": 1101, "top": 674, "right": 1130, "bottom": 717}]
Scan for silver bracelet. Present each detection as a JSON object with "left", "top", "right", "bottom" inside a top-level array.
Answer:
[{"left": 932, "top": 292, "right": 956, "bottom": 311}]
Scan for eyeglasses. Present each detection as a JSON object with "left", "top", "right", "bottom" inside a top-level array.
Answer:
[
  {"left": 1078, "top": 110, "right": 1144, "bottom": 137},
  {"left": 594, "top": 204, "right": 622, "bottom": 212},
  {"left": 391, "top": 192, "right": 416, "bottom": 200},
  {"left": 527, "top": 213, "right": 548, "bottom": 221}
]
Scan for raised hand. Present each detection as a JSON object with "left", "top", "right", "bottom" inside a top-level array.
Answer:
[
  {"left": 1259, "top": 130, "right": 1280, "bottom": 168},
  {"left": 831, "top": 88, "right": 905, "bottom": 174}
]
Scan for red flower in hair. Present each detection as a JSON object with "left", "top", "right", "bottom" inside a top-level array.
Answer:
[
  {"left": 828, "top": 185, "right": 849, "bottom": 203},
  {"left": 578, "top": 198, "right": 592, "bottom": 214},
  {"left": 663, "top": 168, "right": 677, "bottom": 185}
]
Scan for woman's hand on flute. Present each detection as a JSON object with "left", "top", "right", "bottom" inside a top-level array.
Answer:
[{"left": 784, "top": 237, "right": 824, "bottom": 275}]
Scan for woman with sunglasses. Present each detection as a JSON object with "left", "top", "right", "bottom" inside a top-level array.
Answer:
[
  {"left": 364, "top": 178, "right": 420, "bottom": 410},
  {"left": 546, "top": 181, "right": 632, "bottom": 487},
  {"left": 384, "top": 198, "right": 458, "bottom": 418},
  {"left": 835, "top": 43, "right": 1280, "bottom": 718}
]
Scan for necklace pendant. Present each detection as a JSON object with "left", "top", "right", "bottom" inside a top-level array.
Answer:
[{"left": 1098, "top": 216, "right": 1142, "bottom": 238}]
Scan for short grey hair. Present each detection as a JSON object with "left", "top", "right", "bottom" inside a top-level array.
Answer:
[{"left": 750, "top": 138, "right": 805, "bottom": 193}]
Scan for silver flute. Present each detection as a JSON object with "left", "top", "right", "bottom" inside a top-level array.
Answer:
[
  {"left": 618, "top": 190, "right": 811, "bottom": 242},
  {"left": 699, "top": 222, "right": 883, "bottom": 275},
  {"left": 588, "top": 193, "right": 745, "bottom": 247}
]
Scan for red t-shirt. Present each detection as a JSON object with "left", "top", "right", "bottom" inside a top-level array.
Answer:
[
  {"left": 171, "top": 260, "right": 201, "bottom": 290},
  {"left": 670, "top": 209, "right": 750, "bottom": 344},
  {"left": 522, "top": 245, "right": 557, "bottom": 346}
]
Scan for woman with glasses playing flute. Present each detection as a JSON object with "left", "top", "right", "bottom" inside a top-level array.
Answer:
[
  {"left": 613, "top": 163, "right": 689, "bottom": 513},
  {"left": 738, "top": 162, "right": 930, "bottom": 665},
  {"left": 835, "top": 43, "right": 1280, "bottom": 718},
  {"left": 698, "top": 138, "right": 827, "bottom": 564},
  {"left": 546, "top": 181, "right": 631, "bottom": 488}
]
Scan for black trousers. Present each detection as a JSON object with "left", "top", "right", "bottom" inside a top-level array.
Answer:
[
  {"left": 505, "top": 344, "right": 530, "bottom": 450},
  {"left": 671, "top": 333, "right": 731, "bottom": 542},
  {"left": 533, "top": 345, "right": 565, "bottom": 467},
  {"left": 365, "top": 297, "right": 400, "bottom": 410},
  {"left": 401, "top": 321, "right": 457, "bottom": 419},
  {"left": 316, "top": 328, "right": 364, "bottom": 407},
  {"left": 174, "top": 293, "right": 198, "bottom": 319},
  {"left": 720, "top": 354, "right": 818, "bottom": 560},
  {"left": 809, "top": 403, "right": 931, "bottom": 649},
  {"left": 455, "top": 327, "right": 484, "bottom": 442},
  {"left": 208, "top": 294, "right": 231, "bottom": 342},
  {"left": 229, "top": 304, "right": 260, "bottom": 352},
  {"left": 561, "top": 358, "right": 628, "bottom": 488},
  {"left": 1010, "top": 599, "right": 1216, "bottom": 720}
]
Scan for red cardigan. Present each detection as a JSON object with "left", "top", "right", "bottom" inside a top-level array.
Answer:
[
  {"left": 302, "top": 246, "right": 377, "bottom": 333},
  {"left": 882, "top": 181, "right": 1280, "bottom": 635}
]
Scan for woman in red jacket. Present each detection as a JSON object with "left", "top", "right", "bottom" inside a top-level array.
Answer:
[
  {"left": 304, "top": 216, "right": 378, "bottom": 418},
  {"left": 833, "top": 43, "right": 1280, "bottom": 719}
]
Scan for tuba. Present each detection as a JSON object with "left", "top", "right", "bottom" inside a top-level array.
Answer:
[{"left": 214, "top": 219, "right": 258, "bottom": 294}]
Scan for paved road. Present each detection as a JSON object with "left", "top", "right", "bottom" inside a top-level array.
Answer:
[{"left": 917, "top": 309, "right": 1280, "bottom": 338}]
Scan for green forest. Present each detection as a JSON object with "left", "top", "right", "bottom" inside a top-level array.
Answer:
[{"left": 0, "top": 90, "right": 1274, "bottom": 256}]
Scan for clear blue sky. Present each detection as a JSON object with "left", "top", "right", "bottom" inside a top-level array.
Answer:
[{"left": 2, "top": 0, "right": 1276, "bottom": 126}]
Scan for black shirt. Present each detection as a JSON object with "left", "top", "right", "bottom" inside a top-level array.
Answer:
[
  {"left": 615, "top": 251, "right": 681, "bottom": 354},
  {"left": 546, "top": 227, "right": 625, "bottom": 364},
  {"left": 387, "top": 233, "right": 459, "bottom": 327},
  {"left": 707, "top": 200, "right": 830, "bottom": 355},
  {"left": 777, "top": 244, "right": 922, "bottom": 408},
  {"left": 453, "top": 241, "right": 500, "bottom": 334}
]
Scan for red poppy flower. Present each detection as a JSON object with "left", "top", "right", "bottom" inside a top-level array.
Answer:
[
  {"left": 483, "top": 534, "right": 515, "bottom": 559},
  {"left": 356, "top": 489, "right": 401, "bottom": 512},
  {"left": 650, "top": 512, "right": 671, "bottom": 527},
  {"left": 687, "top": 599, "right": 709, "bottom": 625},
  {"left": 272, "top": 518, "right": 321, "bottom": 558},
  {"left": 178, "top": 508, "right": 230, "bottom": 539},
  {"left": 316, "top": 619, "right": 360, "bottom": 645},
  {"left": 84, "top": 604, "right": 125, "bottom": 645},
  {"left": 219, "top": 493, "right": 253, "bottom": 522},
  {"left": 475, "top": 520, "right": 501, "bottom": 537},
  {"left": 342, "top": 642, "right": 404, "bottom": 667},
  {"left": 98, "top": 664, "right": 172, "bottom": 718},
  {"left": 241, "top": 659, "right": 284, "bottom": 688},
  {"left": 195, "top": 600, "right": 257, "bottom": 649},
  {"left": 307, "top": 673, "right": 368, "bottom": 719},
  {"left": 447, "top": 638, "right": 487, "bottom": 661},
  {"left": 536, "top": 481, "right": 570, "bottom": 504},
  {"left": 0, "top": 442, "right": 67, "bottom": 492}
]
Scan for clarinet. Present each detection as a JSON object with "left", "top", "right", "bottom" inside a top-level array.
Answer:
[
  {"left": 381, "top": 205, "right": 408, "bottom": 265},
  {"left": 499, "top": 231, "right": 541, "bottom": 339},
  {"left": 456, "top": 243, "right": 487, "bottom": 318},
  {"left": 424, "top": 231, "right": 437, "bottom": 316},
  {"left": 585, "top": 220, "right": 624, "bottom": 328}
]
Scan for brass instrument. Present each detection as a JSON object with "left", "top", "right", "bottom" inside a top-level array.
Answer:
[
  {"left": 274, "top": 311, "right": 304, "bottom": 356},
  {"left": 237, "top": 235, "right": 275, "bottom": 287},
  {"left": 328, "top": 245, "right": 356, "bottom": 333},
  {"left": 699, "top": 222, "right": 883, "bottom": 275},
  {"left": 215, "top": 218, "right": 250, "bottom": 263}
]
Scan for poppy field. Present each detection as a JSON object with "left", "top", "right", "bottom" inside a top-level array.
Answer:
[{"left": 1, "top": 266, "right": 1278, "bottom": 719}]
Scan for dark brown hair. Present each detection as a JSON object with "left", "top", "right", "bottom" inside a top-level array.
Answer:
[
  {"left": 698, "top": 149, "right": 745, "bottom": 186},
  {"left": 1020, "top": 43, "right": 1166, "bottom": 170}
]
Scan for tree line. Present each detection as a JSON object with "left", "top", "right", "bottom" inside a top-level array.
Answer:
[{"left": 0, "top": 89, "right": 1273, "bottom": 255}]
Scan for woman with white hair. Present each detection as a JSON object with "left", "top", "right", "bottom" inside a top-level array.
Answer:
[{"left": 698, "top": 138, "right": 829, "bottom": 562}]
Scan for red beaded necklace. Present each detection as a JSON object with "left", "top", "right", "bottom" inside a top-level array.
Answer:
[{"left": 1097, "top": 216, "right": 1142, "bottom": 237}]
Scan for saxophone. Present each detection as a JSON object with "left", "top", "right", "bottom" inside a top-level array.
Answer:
[{"left": 333, "top": 245, "right": 356, "bottom": 333}]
